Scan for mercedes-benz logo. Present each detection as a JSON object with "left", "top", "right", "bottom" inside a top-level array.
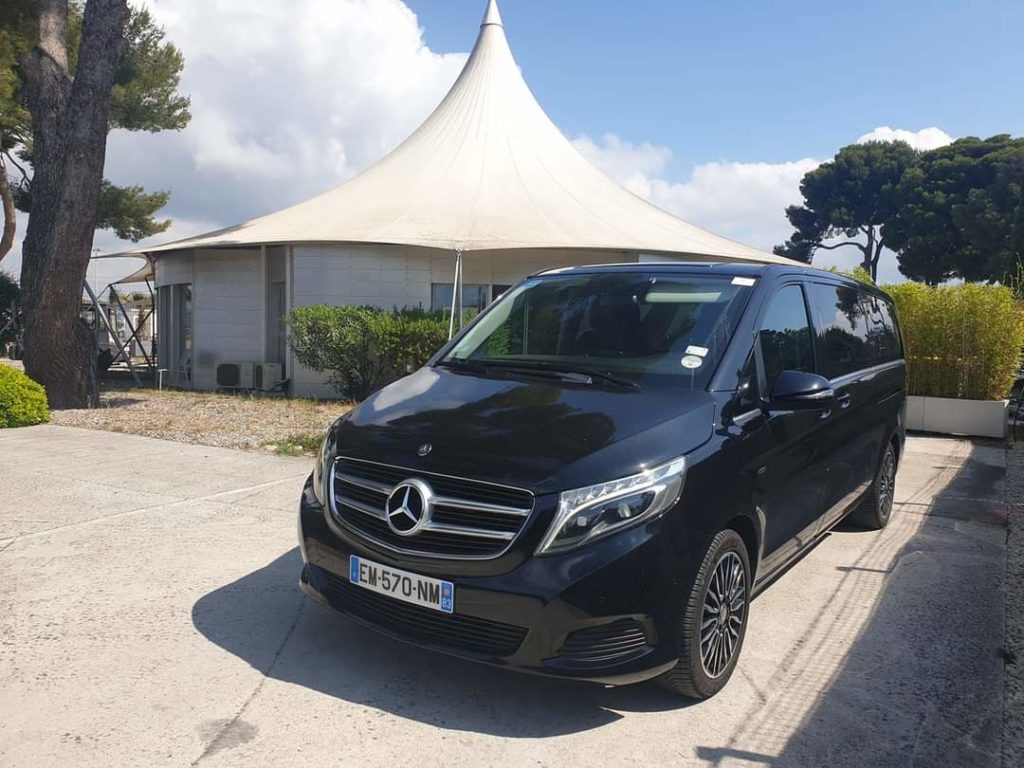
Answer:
[
  {"left": 417, "top": 443, "right": 432, "bottom": 457},
  {"left": 385, "top": 479, "right": 433, "bottom": 537}
]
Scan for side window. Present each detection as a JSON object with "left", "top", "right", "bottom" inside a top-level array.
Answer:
[
  {"left": 806, "top": 283, "right": 871, "bottom": 379},
  {"left": 759, "top": 284, "right": 815, "bottom": 391},
  {"left": 863, "top": 294, "right": 902, "bottom": 362}
]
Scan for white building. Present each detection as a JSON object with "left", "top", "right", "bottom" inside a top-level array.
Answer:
[{"left": 123, "top": 0, "right": 795, "bottom": 398}]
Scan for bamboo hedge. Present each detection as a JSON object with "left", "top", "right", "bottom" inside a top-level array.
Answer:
[{"left": 881, "top": 282, "right": 1024, "bottom": 401}]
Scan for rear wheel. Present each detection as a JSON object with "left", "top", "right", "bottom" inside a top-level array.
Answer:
[
  {"left": 657, "top": 529, "right": 750, "bottom": 699},
  {"left": 851, "top": 443, "right": 897, "bottom": 530}
]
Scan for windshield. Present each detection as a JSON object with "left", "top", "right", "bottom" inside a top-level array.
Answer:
[{"left": 442, "top": 272, "right": 755, "bottom": 387}]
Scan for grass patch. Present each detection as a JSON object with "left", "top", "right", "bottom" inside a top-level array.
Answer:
[{"left": 265, "top": 432, "right": 324, "bottom": 456}]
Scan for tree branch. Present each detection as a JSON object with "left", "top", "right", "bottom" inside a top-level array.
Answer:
[
  {"left": 815, "top": 241, "right": 866, "bottom": 252},
  {"left": 2, "top": 150, "right": 31, "bottom": 185},
  {"left": 0, "top": 168, "right": 15, "bottom": 262}
]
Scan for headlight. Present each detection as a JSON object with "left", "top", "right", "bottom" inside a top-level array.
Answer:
[
  {"left": 312, "top": 432, "right": 333, "bottom": 505},
  {"left": 536, "top": 456, "right": 687, "bottom": 555}
]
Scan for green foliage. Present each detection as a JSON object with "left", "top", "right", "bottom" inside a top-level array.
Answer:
[
  {"left": 264, "top": 432, "right": 324, "bottom": 457},
  {"left": 110, "top": 7, "right": 191, "bottom": 132},
  {"left": 888, "top": 135, "right": 1024, "bottom": 285},
  {"left": 881, "top": 282, "right": 1024, "bottom": 400},
  {"left": 0, "top": 363, "right": 49, "bottom": 427},
  {"left": 96, "top": 181, "right": 170, "bottom": 241},
  {"left": 1, "top": 2, "right": 189, "bottom": 246},
  {"left": 0, "top": 269, "right": 18, "bottom": 344},
  {"left": 775, "top": 141, "right": 919, "bottom": 278},
  {"left": 826, "top": 265, "right": 876, "bottom": 285},
  {"left": 286, "top": 306, "right": 450, "bottom": 401}
]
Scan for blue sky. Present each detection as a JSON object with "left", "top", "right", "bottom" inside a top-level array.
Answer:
[
  {"left": 9, "top": 0, "right": 1023, "bottom": 287},
  {"left": 409, "top": 0, "right": 1023, "bottom": 170}
]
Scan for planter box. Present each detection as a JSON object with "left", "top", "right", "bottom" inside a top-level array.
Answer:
[{"left": 906, "top": 395, "right": 1009, "bottom": 439}]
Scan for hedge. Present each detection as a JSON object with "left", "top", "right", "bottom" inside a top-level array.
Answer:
[
  {"left": 287, "top": 306, "right": 449, "bottom": 400},
  {"left": 882, "top": 282, "right": 1024, "bottom": 401},
  {"left": 0, "top": 365, "right": 50, "bottom": 428}
]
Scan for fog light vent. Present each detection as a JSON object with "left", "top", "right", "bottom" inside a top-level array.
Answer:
[{"left": 558, "top": 619, "right": 649, "bottom": 665}]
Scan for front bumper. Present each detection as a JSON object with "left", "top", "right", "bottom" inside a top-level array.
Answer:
[{"left": 297, "top": 475, "right": 688, "bottom": 686}]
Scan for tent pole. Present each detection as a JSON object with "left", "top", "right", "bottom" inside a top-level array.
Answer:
[
  {"left": 457, "top": 250, "right": 464, "bottom": 331},
  {"left": 448, "top": 249, "right": 463, "bottom": 340}
]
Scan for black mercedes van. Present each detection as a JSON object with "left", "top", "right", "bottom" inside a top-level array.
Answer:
[{"left": 297, "top": 263, "right": 906, "bottom": 699}]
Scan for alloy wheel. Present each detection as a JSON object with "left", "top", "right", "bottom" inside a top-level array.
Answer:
[
  {"left": 878, "top": 449, "right": 896, "bottom": 521},
  {"left": 699, "top": 550, "right": 747, "bottom": 679}
]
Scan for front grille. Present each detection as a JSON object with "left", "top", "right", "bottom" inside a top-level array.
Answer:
[
  {"left": 558, "top": 620, "right": 650, "bottom": 665},
  {"left": 318, "top": 569, "right": 527, "bottom": 657},
  {"left": 330, "top": 457, "right": 534, "bottom": 559}
]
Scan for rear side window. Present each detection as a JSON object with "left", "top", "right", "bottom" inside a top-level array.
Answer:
[
  {"left": 807, "top": 282, "right": 902, "bottom": 378},
  {"left": 758, "top": 284, "right": 815, "bottom": 390},
  {"left": 863, "top": 295, "right": 902, "bottom": 362}
]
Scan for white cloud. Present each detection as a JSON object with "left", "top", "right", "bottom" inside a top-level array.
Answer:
[
  {"left": 575, "top": 133, "right": 819, "bottom": 254},
  {"left": 4, "top": 0, "right": 468, "bottom": 287},
  {"left": 574, "top": 128, "right": 959, "bottom": 284},
  {"left": 856, "top": 126, "right": 954, "bottom": 151}
]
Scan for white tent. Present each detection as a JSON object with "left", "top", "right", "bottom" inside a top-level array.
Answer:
[
  {"left": 130, "top": 0, "right": 792, "bottom": 264},
  {"left": 120, "top": 0, "right": 799, "bottom": 396}
]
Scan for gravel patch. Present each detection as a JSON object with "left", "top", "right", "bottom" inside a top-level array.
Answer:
[
  {"left": 50, "top": 385, "right": 351, "bottom": 454},
  {"left": 1005, "top": 440, "right": 1024, "bottom": 768}
]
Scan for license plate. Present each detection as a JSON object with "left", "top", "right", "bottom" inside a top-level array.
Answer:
[{"left": 349, "top": 556, "right": 454, "bottom": 614}]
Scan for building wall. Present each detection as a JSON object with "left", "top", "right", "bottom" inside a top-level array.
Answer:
[{"left": 190, "top": 248, "right": 262, "bottom": 390}]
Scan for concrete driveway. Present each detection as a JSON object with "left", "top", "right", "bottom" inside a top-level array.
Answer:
[{"left": 0, "top": 425, "right": 1008, "bottom": 767}]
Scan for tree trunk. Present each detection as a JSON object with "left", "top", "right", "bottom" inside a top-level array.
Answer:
[
  {"left": 0, "top": 168, "right": 15, "bottom": 263},
  {"left": 19, "top": 0, "right": 129, "bottom": 409}
]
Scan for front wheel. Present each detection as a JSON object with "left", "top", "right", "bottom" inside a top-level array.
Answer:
[{"left": 657, "top": 529, "right": 751, "bottom": 699}]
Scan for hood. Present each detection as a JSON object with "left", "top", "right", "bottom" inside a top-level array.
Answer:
[{"left": 333, "top": 367, "right": 716, "bottom": 495}]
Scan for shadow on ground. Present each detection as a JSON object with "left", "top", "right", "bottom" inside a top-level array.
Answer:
[
  {"left": 696, "top": 439, "right": 1007, "bottom": 768},
  {"left": 191, "top": 548, "right": 689, "bottom": 738}
]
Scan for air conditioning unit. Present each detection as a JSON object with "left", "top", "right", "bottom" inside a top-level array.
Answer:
[
  {"left": 216, "top": 362, "right": 255, "bottom": 389},
  {"left": 254, "top": 363, "right": 283, "bottom": 391}
]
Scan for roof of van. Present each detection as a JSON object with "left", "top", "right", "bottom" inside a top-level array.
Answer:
[{"left": 533, "top": 262, "right": 891, "bottom": 297}]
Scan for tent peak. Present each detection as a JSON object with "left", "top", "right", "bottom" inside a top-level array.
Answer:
[{"left": 481, "top": 0, "right": 503, "bottom": 28}]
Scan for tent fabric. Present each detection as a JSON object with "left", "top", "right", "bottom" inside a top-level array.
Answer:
[{"left": 126, "top": 0, "right": 796, "bottom": 265}]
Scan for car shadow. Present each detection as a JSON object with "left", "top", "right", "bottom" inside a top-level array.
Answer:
[
  {"left": 191, "top": 548, "right": 691, "bottom": 738},
  {"left": 694, "top": 439, "right": 1007, "bottom": 767}
]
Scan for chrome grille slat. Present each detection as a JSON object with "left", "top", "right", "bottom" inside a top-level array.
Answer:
[
  {"left": 329, "top": 457, "right": 535, "bottom": 560},
  {"left": 336, "top": 495, "right": 387, "bottom": 520},
  {"left": 433, "top": 497, "right": 531, "bottom": 516},
  {"left": 336, "top": 472, "right": 392, "bottom": 495}
]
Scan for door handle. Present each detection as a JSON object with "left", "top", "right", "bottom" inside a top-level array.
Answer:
[{"left": 837, "top": 393, "right": 852, "bottom": 409}]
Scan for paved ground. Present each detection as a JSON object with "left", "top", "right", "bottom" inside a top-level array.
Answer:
[{"left": 0, "top": 425, "right": 1009, "bottom": 767}]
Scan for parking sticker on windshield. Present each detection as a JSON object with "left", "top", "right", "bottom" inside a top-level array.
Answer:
[
  {"left": 732, "top": 277, "right": 757, "bottom": 287},
  {"left": 685, "top": 345, "right": 710, "bottom": 357},
  {"left": 681, "top": 355, "right": 704, "bottom": 370}
]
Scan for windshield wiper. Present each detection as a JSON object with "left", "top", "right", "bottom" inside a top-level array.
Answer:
[
  {"left": 468, "top": 359, "right": 639, "bottom": 388},
  {"left": 435, "top": 358, "right": 488, "bottom": 374}
]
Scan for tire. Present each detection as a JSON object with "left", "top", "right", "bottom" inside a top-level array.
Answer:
[
  {"left": 657, "top": 529, "right": 751, "bottom": 699},
  {"left": 851, "top": 443, "right": 897, "bottom": 530}
]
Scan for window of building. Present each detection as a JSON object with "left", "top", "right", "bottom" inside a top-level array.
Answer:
[
  {"left": 157, "top": 282, "right": 193, "bottom": 385},
  {"left": 431, "top": 283, "right": 494, "bottom": 313},
  {"left": 758, "top": 284, "right": 815, "bottom": 390}
]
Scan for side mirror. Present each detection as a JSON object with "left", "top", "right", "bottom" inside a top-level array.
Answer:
[{"left": 768, "top": 370, "right": 834, "bottom": 411}]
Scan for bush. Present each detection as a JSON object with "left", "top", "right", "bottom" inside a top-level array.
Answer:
[
  {"left": 0, "top": 365, "right": 51, "bottom": 428},
  {"left": 882, "top": 282, "right": 1024, "bottom": 401},
  {"left": 287, "top": 306, "right": 450, "bottom": 400}
]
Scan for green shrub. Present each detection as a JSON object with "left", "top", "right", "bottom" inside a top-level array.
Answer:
[
  {"left": 881, "top": 282, "right": 1024, "bottom": 400},
  {"left": 286, "top": 306, "right": 450, "bottom": 400},
  {"left": 0, "top": 365, "right": 51, "bottom": 428}
]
